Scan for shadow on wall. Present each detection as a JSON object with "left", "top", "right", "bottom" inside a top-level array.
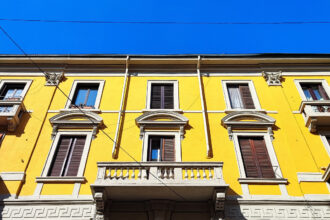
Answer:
[{"left": 0, "top": 178, "right": 11, "bottom": 220}]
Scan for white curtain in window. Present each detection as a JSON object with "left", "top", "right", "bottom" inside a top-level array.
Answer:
[{"left": 228, "top": 87, "right": 243, "bottom": 109}]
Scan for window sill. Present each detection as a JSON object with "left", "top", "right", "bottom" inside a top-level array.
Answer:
[
  {"left": 36, "top": 176, "right": 86, "bottom": 183},
  {"left": 60, "top": 108, "right": 101, "bottom": 113},
  {"left": 238, "top": 178, "right": 288, "bottom": 184},
  {"left": 142, "top": 109, "right": 183, "bottom": 113},
  {"left": 225, "top": 109, "right": 267, "bottom": 114}
]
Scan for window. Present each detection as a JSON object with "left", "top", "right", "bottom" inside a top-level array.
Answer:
[
  {"left": 300, "top": 83, "right": 329, "bottom": 101},
  {"left": 148, "top": 136, "right": 175, "bottom": 161},
  {"left": 238, "top": 136, "right": 275, "bottom": 178},
  {"left": 222, "top": 81, "right": 261, "bottom": 110},
  {"left": 150, "top": 84, "right": 174, "bottom": 109},
  {"left": 146, "top": 81, "right": 179, "bottom": 110},
  {"left": 70, "top": 84, "right": 99, "bottom": 109},
  {"left": 48, "top": 136, "right": 86, "bottom": 177},
  {"left": 65, "top": 80, "right": 105, "bottom": 110},
  {"left": 0, "top": 83, "right": 25, "bottom": 101},
  {"left": 227, "top": 84, "right": 255, "bottom": 109}
]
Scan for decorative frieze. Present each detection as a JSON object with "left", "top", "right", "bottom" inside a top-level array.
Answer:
[
  {"left": 262, "top": 71, "right": 282, "bottom": 86},
  {"left": 1, "top": 204, "right": 94, "bottom": 219}
]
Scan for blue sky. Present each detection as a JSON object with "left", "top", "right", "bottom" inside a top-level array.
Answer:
[{"left": 1, "top": 0, "right": 330, "bottom": 54}]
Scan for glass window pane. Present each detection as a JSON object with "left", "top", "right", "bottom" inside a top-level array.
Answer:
[
  {"left": 4, "top": 89, "right": 15, "bottom": 99},
  {"left": 312, "top": 88, "right": 322, "bottom": 100},
  {"left": 303, "top": 88, "right": 313, "bottom": 101},
  {"left": 73, "top": 88, "right": 88, "bottom": 106},
  {"left": 151, "top": 148, "right": 160, "bottom": 161},
  {"left": 86, "top": 88, "right": 98, "bottom": 107},
  {"left": 228, "top": 86, "right": 243, "bottom": 109}
]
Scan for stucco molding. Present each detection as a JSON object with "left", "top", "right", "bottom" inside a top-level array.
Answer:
[
  {"left": 262, "top": 71, "right": 282, "bottom": 86},
  {"left": 49, "top": 111, "right": 103, "bottom": 139},
  {"left": 136, "top": 111, "right": 188, "bottom": 139},
  {"left": 35, "top": 176, "right": 86, "bottom": 183},
  {"left": 297, "top": 172, "right": 323, "bottom": 182},
  {"left": 0, "top": 172, "right": 25, "bottom": 181},
  {"left": 322, "top": 164, "right": 330, "bottom": 182},
  {"left": 221, "top": 111, "right": 276, "bottom": 140},
  {"left": 44, "top": 72, "right": 64, "bottom": 86},
  {"left": 238, "top": 178, "right": 288, "bottom": 184}
]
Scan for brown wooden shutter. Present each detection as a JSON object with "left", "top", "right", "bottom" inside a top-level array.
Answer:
[
  {"left": 318, "top": 84, "right": 329, "bottom": 100},
  {"left": 239, "top": 85, "right": 255, "bottom": 109},
  {"left": 253, "top": 138, "right": 275, "bottom": 178},
  {"left": 162, "top": 137, "right": 175, "bottom": 161},
  {"left": 48, "top": 137, "right": 72, "bottom": 176},
  {"left": 151, "top": 85, "right": 161, "bottom": 109},
  {"left": 239, "top": 138, "right": 260, "bottom": 178},
  {"left": 65, "top": 137, "right": 86, "bottom": 176},
  {"left": 239, "top": 137, "right": 275, "bottom": 178},
  {"left": 163, "top": 84, "right": 174, "bottom": 109}
]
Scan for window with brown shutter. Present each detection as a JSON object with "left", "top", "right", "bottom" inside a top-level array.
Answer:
[
  {"left": 150, "top": 84, "right": 174, "bottom": 109},
  {"left": 148, "top": 136, "right": 175, "bottom": 161},
  {"left": 227, "top": 84, "right": 255, "bottom": 109},
  {"left": 48, "top": 136, "right": 86, "bottom": 177},
  {"left": 238, "top": 136, "right": 275, "bottom": 178}
]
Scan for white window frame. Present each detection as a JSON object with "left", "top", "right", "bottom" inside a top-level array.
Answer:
[
  {"left": 222, "top": 80, "right": 262, "bottom": 111},
  {"left": 64, "top": 80, "right": 105, "bottom": 110},
  {"left": 142, "top": 131, "right": 181, "bottom": 162},
  {"left": 319, "top": 131, "right": 330, "bottom": 158},
  {"left": 294, "top": 79, "right": 330, "bottom": 101},
  {"left": 232, "top": 132, "right": 284, "bottom": 181},
  {"left": 145, "top": 80, "right": 179, "bottom": 111},
  {"left": 40, "top": 131, "right": 93, "bottom": 179},
  {"left": 0, "top": 79, "right": 32, "bottom": 100}
]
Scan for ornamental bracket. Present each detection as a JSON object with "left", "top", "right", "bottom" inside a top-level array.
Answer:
[
  {"left": 45, "top": 72, "right": 64, "bottom": 86},
  {"left": 262, "top": 71, "right": 282, "bottom": 86}
]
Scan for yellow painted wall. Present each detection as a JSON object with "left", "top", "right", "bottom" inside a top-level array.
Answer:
[{"left": 2, "top": 73, "right": 329, "bottom": 198}]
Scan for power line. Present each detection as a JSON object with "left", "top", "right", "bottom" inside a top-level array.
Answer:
[
  {"left": 1, "top": 18, "right": 330, "bottom": 25},
  {"left": 0, "top": 25, "right": 186, "bottom": 201}
]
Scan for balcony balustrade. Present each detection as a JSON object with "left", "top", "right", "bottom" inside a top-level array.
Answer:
[
  {"left": 0, "top": 96, "right": 25, "bottom": 131},
  {"left": 91, "top": 162, "right": 227, "bottom": 201},
  {"left": 299, "top": 100, "right": 330, "bottom": 132}
]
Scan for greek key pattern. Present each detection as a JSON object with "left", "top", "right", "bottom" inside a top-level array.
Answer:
[
  {"left": 226, "top": 205, "right": 330, "bottom": 219},
  {"left": 1, "top": 204, "right": 94, "bottom": 219}
]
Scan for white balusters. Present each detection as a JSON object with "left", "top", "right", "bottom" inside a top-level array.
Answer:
[
  {"left": 202, "top": 168, "right": 207, "bottom": 179},
  {"left": 138, "top": 167, "right": 142, "bottom": 179},
  {"left": 132, "top": 168, "right": 135, "bottom": 179},
  {"left": 184, "top": 168, "right": 188, "bottom": 179},
  {"left": 107, "top": 168, "right": 111, "bottom": 179},
  {"left": 125, "top": 168, "right": 129, "bottom": 179},
  {"left": 196, "top": 168, "right": 200, "bottom": 179},
  {"left": 190, "top": 168, "right": 194, "bottom": 179},
  {"left": 209, "top": 167, "right": 213, "bottom": 179}
]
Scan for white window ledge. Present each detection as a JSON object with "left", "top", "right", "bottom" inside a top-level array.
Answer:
[
  {"left": 36, "top": 176, "right": 86, "bottom": 183},
  {"left": 142, "top": 109, "right": 183, "bottom": 113},
  {"left": 60, "top": 108, "right": 101, "bottom": 113},
  {"left": 297, "top": 172, "right": 323, "bottom": 182},
  {"left": 225, "top": 109, "right": 267, "bottom": 114},
  {"left": 322, "top": 164, "right": 330, "bottom": 182},
  {"left": 238, "top": 178, "right": 288, "bottom": 184},
  {"left": 0, "top": 172, "right": 25, "bottom": 181}
]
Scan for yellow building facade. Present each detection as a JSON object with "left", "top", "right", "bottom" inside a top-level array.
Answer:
[{"left": 0, "top": 55, "right": 329, "bottom": 219}]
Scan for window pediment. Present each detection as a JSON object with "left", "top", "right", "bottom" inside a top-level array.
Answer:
[
  {"left": 221, "top": 111, "right": 276, "bottom": 140},
  {"left": 136, "top": 111, "right": 188, "bottom": 139},
  {"left": 49, "top": 111, "right": 103, "bottom": 138}
]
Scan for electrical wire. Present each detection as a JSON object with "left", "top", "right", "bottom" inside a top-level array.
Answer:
[
  {"left": 0, "top": 25, "right": 187, "bottom": 201},
  {"left": 1, "top": 18, "right": 330, "bottom": 25}
]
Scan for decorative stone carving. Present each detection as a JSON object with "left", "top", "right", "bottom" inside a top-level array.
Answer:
[
  {"left": 221, "top": 111, "right": 276, "bottom": 140},
  {"left": 94, "top": 190, "right": 106, "bottom": 220},
  {"left": 49, "top": 111, "right": 103, "bottom": 139},
  {"left": 262, "top": 71, "right": 282, "bottom": 86},
  {"left": 136, "top": 111, "right": 188, "bottom": 139},
  {"left": 213, "top": 189, "right": 226, "bottom": 220},
  {"left": 45, "top": 72, "right": 64, "bottom": 86}
]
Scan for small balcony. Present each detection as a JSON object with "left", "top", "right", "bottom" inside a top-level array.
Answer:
[
  {"left": 91, "top": 162, "right": 227, "bottom": 201},
  {"left": 299, "top": 100, "right": 330, "bottom": 132},
  {"left": 0, "top": 97, "right": 25, "bottom": 131}
]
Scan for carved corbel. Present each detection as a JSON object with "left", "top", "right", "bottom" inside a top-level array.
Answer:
[
  {"left": 45, "top": 72, "right": 64, "bottom": 86},
  {"left": 94, "top": 190, "right": 107, "bottom": 220},
  {"left": 213, "top": 189, "right": 226, "bottom": 220},
  {"left": 227, "top": 126, "right": 233, "bottom": 140},
  {"left": 139, "top": 125, "right": 145, "bottom": 139},
  {"left": 262, "top": 71, "right": 282, "bottom": 86},
  {"left": 267, "top": 127, "right": 274, "bottom": 140},
  {"left": 180, "top": 125, "right": 185, "bottom": 139},
  {"left": 51, "top": 125, "right": 58, "bottom": 139},
  {"left": 92, "top": 126, "right": 98, "bottom": 139}
]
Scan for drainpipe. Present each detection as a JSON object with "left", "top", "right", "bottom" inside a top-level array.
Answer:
[
  {"left": 112, "top": 56, "right": 130, "bottom": 158},
  {"left": 197, "top": 56, "right": 212, "bottom": 158}
]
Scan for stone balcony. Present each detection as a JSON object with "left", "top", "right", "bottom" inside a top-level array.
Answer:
[
  {"left": 91, "top": 162, "right": 227, "bottom": 201},
  {"left": 0, "top": 97, "right": 25, "bottom": 131},
  {"left": 299, "top": 100, "right": 330, "bottom": 132}
]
